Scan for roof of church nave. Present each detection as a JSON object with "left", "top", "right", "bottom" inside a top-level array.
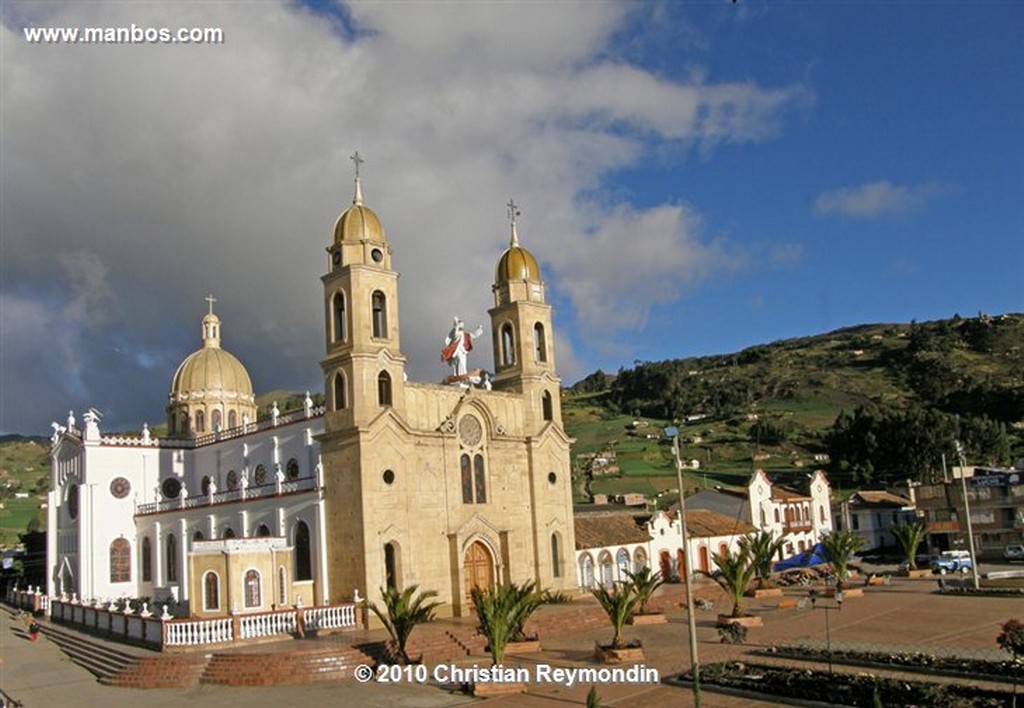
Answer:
[
  {"left": 332, "top": 150, "right": 386, "bottom": 246},
  {"left": 494, "top": 198, "right": 540, "bottom": 283},
  {"left": 169, "top": 297, "right": 255, "bottom": 405}
]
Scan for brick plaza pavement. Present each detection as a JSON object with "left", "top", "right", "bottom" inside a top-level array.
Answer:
[{"left": 1, "top": 575, "right": 1018, "bottom": 707}]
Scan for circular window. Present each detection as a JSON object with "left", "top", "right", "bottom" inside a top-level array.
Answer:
[
  {"left": 286, "top": 458, "right": 300, "bottom": 480},
  {"left": 161, "top": 477, "right": 182, "bottom": 499},
  {"left": 371, "top": 248, "right": 384, "bottom": 263},
  {"left": 548, "top": 472, "right": 557, "bottom": 485},
  {"left": 226, "top": 470, "right": 238, "bottom": 490},
  {"left": 254, "top": 464, "right": 267, "bottom": 486},
  {"left": 110, "top": 477, "right": 131, "bottom": 499},
  {"left": 458, "top": 415, "right": 483, "bottom": 447},
  {"left": 67, "top": 484, "right": 79, "bottom": 519},
  {"left": 382, "top": 469, "right": 395, "bottom": 485}
]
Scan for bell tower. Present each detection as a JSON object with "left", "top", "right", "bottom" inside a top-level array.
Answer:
[
  {"left": 319, "top": 153, "right": 407, "bottom": 428},
  {"left": 488, "top": 200, "right": 561, "bottom": 428}
]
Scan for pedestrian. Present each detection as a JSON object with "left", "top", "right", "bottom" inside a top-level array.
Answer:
[{"left": 28, "top": 619, "right": 39, "bottom": 642}]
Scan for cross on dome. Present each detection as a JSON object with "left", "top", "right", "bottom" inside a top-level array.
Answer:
[
  {"left": 205, "top": 293, "right": 217, "bottom": 316},
  {"left": 507, "top": 198, "right": 521, "bottom": 247},
  {"left": 350, "top": 151, "right": 365, "bottom": 206}
]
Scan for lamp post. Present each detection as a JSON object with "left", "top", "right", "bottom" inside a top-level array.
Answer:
[
  {"left": 954, "top": 440, "right": 981, "bottom": 590},
  {"left": 809, "top": 589, "right": 843, "bottom": 674},
  {"left": 667, "top": 427, "right": 701, "bottom": 707}
]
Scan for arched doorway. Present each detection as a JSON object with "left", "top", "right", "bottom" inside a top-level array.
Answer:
[
  {"left": 698, "top": 546, "right": 710, "bottom": 573},
  {"left": 659, "top": 551, "right": 671, "bottom": 581},
  {"left": 464, "top": 541, "right": 494, "bottom": 602}
]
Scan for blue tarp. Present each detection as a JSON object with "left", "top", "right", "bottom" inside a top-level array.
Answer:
[{"left": 773, "top": 542, "right": 829, "bottom": 572}]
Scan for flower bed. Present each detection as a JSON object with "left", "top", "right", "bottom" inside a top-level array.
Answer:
[
  {"left": 753, "top": 645, "right": 1024, "bottom": 682},
  {"left": 683, "top": 662, "right": 1014, "bottom": 707}
]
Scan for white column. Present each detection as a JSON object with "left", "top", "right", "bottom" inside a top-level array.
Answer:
[
  {"left": 208, "top": 514, "right": 217, "bottom": 539},
  {"left": 178, "top": 518, "right": 189, "bottom": 600},
  {"left": 315, "top": 499, "right": 330, "bottom": 604},
  {"left": 277, "top": 507, "right": 286, "bottom": 537},
  {"left": 238, "top": 510, "right": 248, "bottom": 538},
  {"left": 46, "top": 490, "right": 58, "bottom": 597}
]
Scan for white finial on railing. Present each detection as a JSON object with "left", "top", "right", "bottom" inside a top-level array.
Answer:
[
  {"left": 304, "top": 391, "right": 313, "bottom": 418},
  {"left": 354, "top": 588, "right": 362, "bottom": 603},
  {"left": 140, "top": 602, "right": 151, "bottom": 617},
  {"left": 160, "top": 604, "right": 172, "bottom": 620}
]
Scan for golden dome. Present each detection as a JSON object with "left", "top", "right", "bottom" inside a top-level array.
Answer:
[
  {"left": 333, "top": 203, "right": 386, "bottom": 245},
  {"left": 495, "top": 245, "right": 540, "bottom": 283},
  {"left": 169, "top": 311, "right": 255, "bottom": 406}
]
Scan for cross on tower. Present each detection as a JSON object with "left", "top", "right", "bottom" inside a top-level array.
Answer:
[
  {"left": 205, "top": 294, "right": 217, "bottom": 316},
  {"left": 506, "top": 198, "right": 520, "bottom": 226},
  {"left": 350, "top": 151, "right": 364, "bottom": 179}
]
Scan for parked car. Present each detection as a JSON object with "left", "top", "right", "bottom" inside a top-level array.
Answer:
[
  {"left": 1004, "top": 544, "right": 1024, "bottom": 562},
  {"left": 930, "top": 550, "right": 973, "bottom": 575}
]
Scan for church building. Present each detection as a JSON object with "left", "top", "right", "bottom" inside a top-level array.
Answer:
[{"left": 46, "top": 159, "right": 578, "bottom": 619}]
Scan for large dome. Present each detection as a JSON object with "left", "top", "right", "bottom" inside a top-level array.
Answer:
[
  {"left": 333, "top": 203, "right": 386, "bottom": 245},
  {"left": 166, "top": 309, "right": 257, "bottom": 436},
  {"left": 495, "top": 244, "right": 540, "bottom": 283},
  {"left": 170, "top": 346, "right": 254, "bottom": 403}
]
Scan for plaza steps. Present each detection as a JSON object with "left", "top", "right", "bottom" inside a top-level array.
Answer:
[
  {"left": 200, "top": 644, "right": 375, "bottom": 686},
  {"left": 32, "top": 621, "right": 142, "bottom": 683}
]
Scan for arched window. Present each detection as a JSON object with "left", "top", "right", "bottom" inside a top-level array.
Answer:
[
  {"left": 760, "top": 508, "right": 767, "bottom": 526},
  {"left": 580, "top": 553, "right": 595, "bottom": 588},
  {"left": 333, "top": 372, "right": 347, "bottom": 411},
  {"left": 110, "top": 538, "right": 131, "bottom": 583},
  {"left": 256, "top": 524, "right": 271, "bottom": 537},
  {"left": 371, "top": 291, "right": 387, "bottom": 338},
  {"left": 550, "top": 533, "right": 561, "bottom": 578},
  {"left": 773, "top": 508, "right": 780, "bottom": 523},
  {"left": 201, "top": 475, "right": 211, "bottom": 496},
  {"left": 501, "top": 323, "right": 515, "bottom": 366},
  {"left": 141, "top": 536, "right": 152, "bottom": 582},
  {"left": 719, "top": 542, "right": 729, "bottom": 558},
  {"left": 211, "top": 409, "right": 222, "bottom": 432},
  {"left": 203, "top": 571, "right": 220, "bottom": 611},
  {"left": 332, "top": 291, "right": 347, "bottom": 343},
  {"left": 193, "top": 530, "right": 204, "bottom": 542},
  {"left": 278, "top": 566, "right": 287, "bottom": 605},
  {"left": 616, "top": 548, "right": 630, "bottom": 580},
  {"left": 286, "top": 458, "right": 300, "bottom": 480},
  {"left": 294, "top": 521, "right": 312, "bottom": 581},
  {"left": 166, "top": 534, "right": 177, "bottom": 582},
  {"left": 244, "top": 569, "right": 261, "bottom": 608},
  {"left": 195, "top": 410, "right": 205, "bottom": 433},
  {"left": 384, "top": 542, "right": 400, "bottom": 591},
  {"left": 542, "top": 391, "right": 553, "bottom": 421},
  {"left": 599, "top": 551, "right": 614, "bottom": 588},
  {"left": 633, "top": 547, "right": 648, "bottom": 572},
  {"left": 377, "top": 371, "right": 392, "bottom": 406},
  {"left": 67, "top": 484, "right": 79, "bottom": 520},
  {"left": 461, "top": 454, "right": 473, "bottom": 504},
  {"left": 226, "top": 470, "right": 238, "bottom": 490},
  {"left": 533, "top": 323, "right": 547, "bottom": 362},
  {"left": 820, "top": 505, "right": 827, "bottom": 523},
  {"left": 473, "top": 454, "right": 487, "bottom": 504},
  {"left": 228, "top": 410, "right": 237, "bottom": 429},
  {"left": 254, "top": 464, "right": 268, "bottom": 486},
  {"left": 223, "top": 527, "right": 236, "bottom": 539}
]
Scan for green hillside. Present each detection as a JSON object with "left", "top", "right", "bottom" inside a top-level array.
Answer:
[
  {"left": 0, "top": 439, "right": 50, "bottom": 545},
  {"left": 566, "top": 314, "right": 1024, "bottom": 501}
]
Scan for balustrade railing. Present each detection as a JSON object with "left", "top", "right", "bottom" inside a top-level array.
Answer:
[
  {"left": 136, "top": 475, "right": 318, "bottom": 515},
  {"left": 6, "top": 588, "right": 358, "bottom": 651}
]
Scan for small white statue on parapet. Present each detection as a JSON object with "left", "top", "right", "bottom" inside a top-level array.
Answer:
[{"left": 441, "top": 316, "right": 483, "bottom": 381}]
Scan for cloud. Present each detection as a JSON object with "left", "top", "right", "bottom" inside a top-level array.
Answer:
[
  {"left": 1, "top": 1, "right": 809, "bottom": 432},
  {"left": 814, "top": 180, "right": 954, "bottom": 219}
]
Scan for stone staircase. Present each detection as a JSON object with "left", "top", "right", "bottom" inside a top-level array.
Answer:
[{"left": 201, "top": 645, "right": 375, "bottom": 686}]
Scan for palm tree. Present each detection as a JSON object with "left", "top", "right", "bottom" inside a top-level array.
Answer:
[
  {"left": 592, "top": 582, "right": 640, "bottom": 649},
  {"left": 625, "top": 567, "right": 663, "bottom": 615},
  {"left": 369, "top": 585, "right": 442, "bottom": 664},
  {"left": 821, "top": 530, "right": 865, "bottom": 591},
  {"left": 739, "top": 530, "right": 786, "bottom": 589},
  {"left": 702, "top": 545, "right": 758, "bottom": 618},
  {"left": 891, "top": 519, "right": 927, "bottom": 570},
  {"left": 471, "top": 581, "right": 544, "bottom": 665}
]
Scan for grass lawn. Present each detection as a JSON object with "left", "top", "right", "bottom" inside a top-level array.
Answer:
[{"left": 0, "top": 497, "right": 44, "bottom": 544}]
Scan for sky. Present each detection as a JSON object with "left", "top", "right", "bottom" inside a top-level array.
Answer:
[{"left": 1, "top": 1, "right": 1021, "bottom": 436}]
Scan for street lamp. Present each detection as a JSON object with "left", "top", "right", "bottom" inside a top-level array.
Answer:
[
  {"left": 666, "top": 427, "right": 701, "bottom": 707},
  {"left": 809, "top": 589, "right": 843, "bottom": 674},
  {"left": 954, "top": 440, "right": 981, "bottom": 590}
]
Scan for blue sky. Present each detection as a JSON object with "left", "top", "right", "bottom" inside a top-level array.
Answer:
[{"left": 1, "top": 1, "right": 1021, "bottom": 434}]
